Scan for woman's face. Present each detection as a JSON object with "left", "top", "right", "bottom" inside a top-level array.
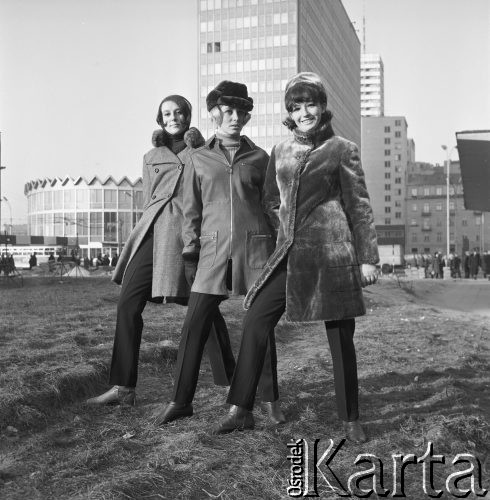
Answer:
[
  {"left": 160, "top": 100, "right": 188, "bottom": 135},
  {"left": 289, "top": 101, "right": 324, "bottom": 133}
]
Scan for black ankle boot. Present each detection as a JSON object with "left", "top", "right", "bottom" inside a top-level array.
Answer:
[
  {"left": 154, "top": 402, "right": 193, "bottom": 425},
  {"left": 212, "top": 405, "right": 255, "bottom": 434}
]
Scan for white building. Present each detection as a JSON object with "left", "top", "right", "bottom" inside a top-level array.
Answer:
[{"left": 361, "top": 53, "right": 384, "bottom": 117}]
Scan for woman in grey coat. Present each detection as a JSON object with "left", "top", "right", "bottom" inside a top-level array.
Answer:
[
  {"left": 214, "top": 73, "right": 379, "bottom": 443},
  {"left": 87, "top": 95, "right": 235, "bottom": 406}
]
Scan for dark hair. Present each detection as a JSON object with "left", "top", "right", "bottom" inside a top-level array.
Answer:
[
  {"left": 283, "top": 108, "right": 333, "bottom": 131},
  {"left": 284, "top": 82, "right": 327, "bottom": 112},
  {"left": 156, "top": 94, "right": 192, "bottom": 128}
]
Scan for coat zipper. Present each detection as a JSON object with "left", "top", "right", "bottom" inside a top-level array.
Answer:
[{"left": 228, "top": 159, "right": 233, "bottom": 258}]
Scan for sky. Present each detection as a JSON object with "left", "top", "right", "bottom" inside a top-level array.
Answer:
[{"left": 0, "top": 0, "right": 489, "bottom": 224}]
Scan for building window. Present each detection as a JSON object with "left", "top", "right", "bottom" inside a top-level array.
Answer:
[
  {"left": 384, "top": 138, "right": 391, "bottom": 144},
  {"left": 385, "top": 207, "right": 391, "bottom": 213},
  {"left": 395, "top": 201, "right": 401, "bottom": 207},
  {"left": 449, "top": 201, "right": 455, "bottom": 210},
  {"left": 424, "top": 188, "right": 430, "bottom": 196},
  {"left": 384, "top": 149, "right": 391, "bottom": 156},
  {"left": 385, "top": 218, "right": 391, "bottom": 224},
  {"left": 385, "top": 161, "right": 391, "bottom": 167},
  {"left": 395, "top": 177, "right": 401, "bottom": 184},
  {"left": 476, "top": 216, "right": 481, "bottom": 225},
  {"left": 462, "top": 219, "right": 468, "bottom": 226},
  {"left": 214, "top": 41, "right": 221, "bottom": 52},
  {"left": 411, "top": 188, "right": 417, "bottom": 197},
  {"left": 411, "top": 219, "right": 417, "bottom": 226},
  {"left": 207, "top": 42, "right": 213, "bottom": 53},
  {"left": 396, "top": 190, "right": 402, "bottom": 195},
  {"left": 104, "top": 189, "right": 117, "bottom": 209},
  {"left": 424, "top": 235, "right": 430, "bottom": 242},
  {"left": 436, "top": 232, "right": 442, "bottom": 242},
  {"left": 436, "top": 187, "right": 442, "bottom": 195},
  {"left": 385, "top": 195, "right": 391, "bottom": 202},
  {"left": 395, "top": 212, "right": 402, "bottom": 218},
  {"left": 385, "top": 173, "right": 391, "bottom": 179},
  {"left": 436, "top": 203, "right": 442, "bottom": 211},
  {"left": 423, "top": 203, "right": 430, "bottom": 212},
  {"left": 384, "top": 126, "right": 391, "bottom": 133},
  {"left": 395, "top": 120, "right": 401, "bottom": 126},
  {"left": 396, "top": 154, "right": 402, "bottom": 161},
  {"left": 412, "top": 234, "right": 417, "bottom": 242},
  {"left": 395, "top": 131, "right": 401, "bottom": 138},
  {"left": 412, "top": 204, "right": 417, "bottom": 211},
  {"left": 90, "top": 189, "right": 103, "bottom": 210},
  {"left": 384, "top": 184, "right": 391, "bottom": 190}
]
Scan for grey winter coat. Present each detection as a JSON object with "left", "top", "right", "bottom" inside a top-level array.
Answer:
[
  {"left": 112, "top": 144, "right": 191, "bottom": 301},
  {"left": 244, "top": 133, "right": 379, "bottom": 322},
  {"left": 182, "top": 135, "right": 274, "bottom": 296}
]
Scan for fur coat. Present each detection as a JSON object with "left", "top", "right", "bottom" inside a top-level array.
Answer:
[{"left": 244, "top": 132, "right": 379, "bottom": 322}]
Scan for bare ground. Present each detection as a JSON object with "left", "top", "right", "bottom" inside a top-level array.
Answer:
[{"left": 0, "top": 275, "right": 489, "bottom": 499}]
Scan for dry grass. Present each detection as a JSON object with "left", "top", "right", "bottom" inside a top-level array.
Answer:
[{"left": 0, "top": 275, "right": 489, "bottom": 499}]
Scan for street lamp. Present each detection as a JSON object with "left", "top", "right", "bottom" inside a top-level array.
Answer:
[
  {"left": 0, "top": 132, "right": 6, "bottom": 235},
  {"left": 441, "top": 144, "right": 458, "bottom": 276},
  {"left": 2, "top": 196, "right": 12, "bottom": 234}
]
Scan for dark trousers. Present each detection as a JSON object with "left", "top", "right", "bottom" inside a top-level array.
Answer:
[
  {"left": 109, "top": 233, "right": 235, "bottom": 387},
  {"left": 172, "top": 291, "right": 278, "bottom": 405},
  {"left": 227, "top": 260, "right": 359, "bottom": 421}
]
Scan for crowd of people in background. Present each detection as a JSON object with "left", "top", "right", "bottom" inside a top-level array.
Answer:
[{"left": 410, "top": 249, "right": 490, "bottom": 280}]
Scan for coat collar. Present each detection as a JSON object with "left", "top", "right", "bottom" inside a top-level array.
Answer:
[
  {"left": 205, "top": 134, "right": 256, "bottom": 152},
  {"left": 146, "top": 145, "right": 185, "bottom": 164}
]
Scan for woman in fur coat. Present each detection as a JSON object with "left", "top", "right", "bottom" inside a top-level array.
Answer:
[
  {"left": 86, "top": 95, "right": 236, "bottom": 406},
  {"left": 214, "top": 73, "right": 379, "bottom": 443}
]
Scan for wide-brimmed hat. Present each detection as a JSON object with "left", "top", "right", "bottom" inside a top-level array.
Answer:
[{"left": 206, "top": 81, "right": 254, "bottom": 112}]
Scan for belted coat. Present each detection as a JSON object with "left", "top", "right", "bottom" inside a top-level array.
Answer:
[
  {"left": 244, "top": 132, "right": 379, "bottom": 322},
  {"left": 182, "top": 135, "right": 274, "bottom": 296},
  {"left": 112, "top": 144, "right": 191, "bottom": 301}
]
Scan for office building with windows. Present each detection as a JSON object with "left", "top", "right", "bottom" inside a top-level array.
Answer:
[
  {"left": 361, "top": 115, "right": 414, "bottom": 253},
  {"left": 198, "top": 0, "right": 360, "bottom": 151},
  {"left": 24, "top": 176, "right": 143, "bottom": 258},
  {"left": 361, "top": 53, "right": 384, "bottom": 117}
]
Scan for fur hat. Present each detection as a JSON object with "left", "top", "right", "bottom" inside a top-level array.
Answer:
[
  {"left": 206, "top": 81, "right": 254, "bottom": 112},
  {"left": 284, "top": 72, "right": 328, "bottom": 112}
]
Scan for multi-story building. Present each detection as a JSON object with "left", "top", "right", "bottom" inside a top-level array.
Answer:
[
  {"left": 362, "top": 116, "right": 411, "bottom": 226},
  {"left": 361, "top": 115, "right": 414, "bottom": 261},
  {"left": 24, "top": 176, "right": 143, "bottom": 258},
  {"left": 406, "top": 162, "right": 490, "bottom": 257},
  {"left": 198, "top": 0, "right": 360, "bottom": 151},
  {"left": 361, "top": 53, "right": 384, "bottom": 117}
]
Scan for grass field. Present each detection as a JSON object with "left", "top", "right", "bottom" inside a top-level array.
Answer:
[{"left": 0, "top": 275, "right": 489, "bottom": 499}]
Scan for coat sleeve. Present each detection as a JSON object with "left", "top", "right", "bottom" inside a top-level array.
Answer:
[
  {"left": 339, "top": 142, "right": 379, "bottom": 265},
  {"left": 181, "top": 154, "right": 202, "bottom": 260},
  {"left": 262, "top": 146, "right": 281, "bottom": 238},
  {"left": 142, "top": 157, "right": 150, "bottom": 210}
]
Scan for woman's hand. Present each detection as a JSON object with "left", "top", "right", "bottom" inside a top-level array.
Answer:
[{"left": 360, "top": 263, "right": 378, "bottom": 287}]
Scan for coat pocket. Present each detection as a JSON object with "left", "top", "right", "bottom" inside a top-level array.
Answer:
[
  {"left": 198, "top": 231, "right": 218, "bottom": 269},
  {"left": 246, "top": 231, "right": 273, "bottom": 269}
]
